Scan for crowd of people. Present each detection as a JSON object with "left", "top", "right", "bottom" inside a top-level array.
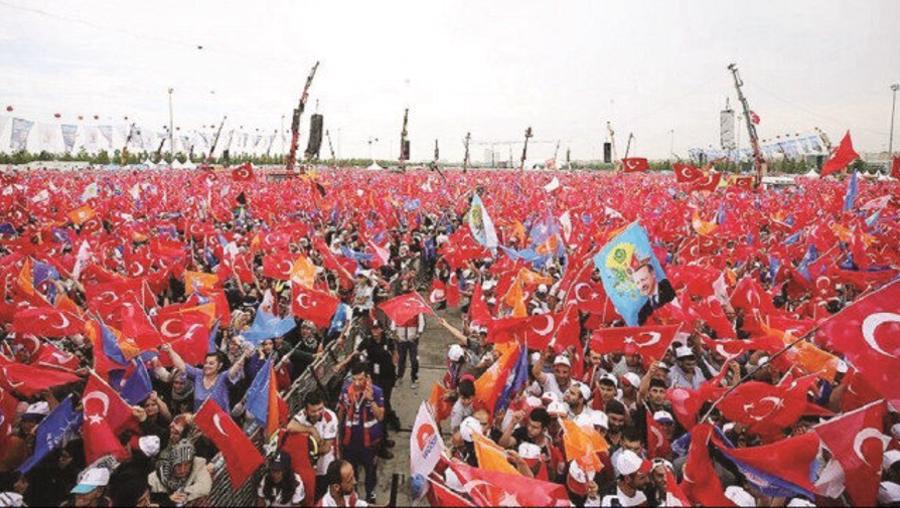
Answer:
[{"left": 0, "top": 164, "right": 897, "bottom": 507}]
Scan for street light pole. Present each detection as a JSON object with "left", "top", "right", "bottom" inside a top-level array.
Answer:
[
  {"left": 889, "top": 83, "right": 899, "bottom": 158},
  {"left": 168, "top": 87, "right": 175, "bottom": 163}
]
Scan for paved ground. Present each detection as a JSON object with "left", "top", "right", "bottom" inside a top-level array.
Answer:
[{"left": 369, "top": 305, "right": 463, "bottom": 505}]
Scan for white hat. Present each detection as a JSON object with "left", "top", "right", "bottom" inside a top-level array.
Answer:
[
  {"left": 517, "top": 442, "right": 541, "bottom": 460},
  {"left": 786, "top": 498, "right": 816, "bottom": 507},
  {"left": 71, "top": 467, "right": 110, "bottom": 494},
  {"left": 553, "top": 355, "right": 571, "bottom": 367},
  {"left": 530, "top": 352, "right": 542, "bottom": 365},
  {"left": 525, "top": 396, "right": 543, "bottom": 409},
  {"left": 884, "top": 449, "right": 900, "bottom": 470},
  {"left": 724, "top": 485, "right": 756, "bottom": 507},
  {"left": 653, "top": 410, "right": 675, "bottom": 424},
  {"left": 675, "top": 346, "right": 695, "bottom": 359},
  {"left": 541, "top": 391, "right": 559, "bottom": 404},
  {"left": 24, "top": 401, "right": 49, "bottom": 417},
  {"left": 537, "top": 284, "right": 548, "bottom": 294},
  {"left": 576, "top": 382, "right": 592, "bottom": 401},
  {"left": 598, "top": 373, "right": 618, "bottom": 388},
  {"left": 616, "top": 450, "right": 645, "bottom": 476},
  {"left": 547, "top": 401, "right": 568, "bottom": 417},
  {"left": 591, "top": 411, "right": 609, "bottom": 430},
  {"left": 139, "top": 435, "right": 160, "bottom": 457},
  {"left": 892, "top": 423, "right": 900, "bottom": 441},
  {"left": 459, "top": 416, "right": 482, "bottom": 443},
  {"left": 448, "top": 344, "right": 465, "bottom": 362},
  {"left": 622, "top": 372, "right": 641, "bottom": 388},
  {"left": 878, "top": 481, "right": 900, "bottom": 505}
]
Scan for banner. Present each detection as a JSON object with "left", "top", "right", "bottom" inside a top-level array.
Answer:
[
  {"left": 720, "top": 109, "right": 736, "bottom": 150},
  {"left": 61, "top": 124, "right": 78, "bottom": 153},
  {"left": 10, "top": 118, "right": 34, "bottom": 152}
]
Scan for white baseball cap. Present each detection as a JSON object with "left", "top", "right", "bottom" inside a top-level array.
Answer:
[
  {"left": 547, "top": 401, "right": 568, "bottom": 417},
  {"left": 447, "top": 344, "right": 465, "bottom": 362},
  {"left": 653, "top": 410, "right": 675, "bottom": 424},
  {"left": 139, "top": 435, "right": 160, "bottom": 457},
  {"left": 786, "top": 498, "right": 815, "bottom": 507},
  {"left": 553, "top": 355, "right": 571, "bottom": 367},
  {"left": 725, "top": 485, "right": 756, "bottom": 507},
  {"left": 517, "top": 442, "right": 541, "bottom": 460},
  {"left": 591, "top": 411, "right": 609, "bottom": 430},
  {"left": 598, "top": 373, "right": 618, "bottom": 388},
  {"left": 459, "top": 416, "right": 483, "bottom": 443},
  {"left": 884, "top": 449, "right": 900, "bottom": 470},
  {"left": 621, "top": 372, "right": 641, "bottom": 388},
  {"left": 616, "top": 450, "right": 647, "bottom": 476},
  {"left": 878, "top": 481, "right": 900, "bottom": 505},
  {"left": 675, "top": 346, "right": 695, "bottom": 359},
  {"left": 576, "top": 382, "right": 592, "bottom": 401},
  {"left": 71, "top": 467, "right": 110, "bottom": 494}
]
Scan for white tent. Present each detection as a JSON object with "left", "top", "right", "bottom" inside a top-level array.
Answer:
[
  {"left": 171, "top": 159, "right": 185, "bottom": 169},
  {"left": 366, "top": 161, "right": 383, "bottom": 171},
  {"left": 803, "top": 168, "right": 819, "bottom": 178},
  {"left": 182, "top": 159, "right": 196, "bottom": 170}
]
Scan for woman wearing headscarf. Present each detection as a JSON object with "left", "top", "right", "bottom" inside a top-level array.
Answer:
[{"left": 148, "top": 441, "right": 212, "bottom": 506}]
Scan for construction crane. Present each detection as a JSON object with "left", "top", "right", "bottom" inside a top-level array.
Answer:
[{"left": 727, "top": 63, "right": 764, "bottom": 186}]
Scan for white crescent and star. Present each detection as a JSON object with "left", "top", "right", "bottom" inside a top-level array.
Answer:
[
  {"left": 2, "top": 368, "right": 23, "bottom": 388},
  {"left": 532, "top": 314, "right": 555, "bottom": 336},
  {"left": 861, "top": 312, "right": 900, "bottom": 358},
  {"left": 212, "top": 413, "right": 229, "bottom": 436},
  {"left": 52, "top": 312, "right": 71, "bottom": 330},
  {"left": 853, "top": 427, "right": 889, "bottom": 468},
  {"left": 295, "top": 294, "right": 313, "bottom": 309},
  {"left": 83, "top": 391, "right": 110, "bottom": 425},
  {"left": 160, "top": 318, "right": 184, "bottom": 339}
]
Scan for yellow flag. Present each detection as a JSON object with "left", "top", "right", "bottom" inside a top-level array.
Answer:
[{"left": 473, "top": 433, "right": 519, "bottom": 475}]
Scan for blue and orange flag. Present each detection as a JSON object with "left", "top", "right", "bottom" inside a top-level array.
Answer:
[{"left": 246, "top": 357, "right": 288, "bottom": 438}]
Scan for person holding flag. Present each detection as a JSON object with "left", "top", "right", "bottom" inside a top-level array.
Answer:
[{"left": 336, "top": 362, "right": 385, "bottom": 504}]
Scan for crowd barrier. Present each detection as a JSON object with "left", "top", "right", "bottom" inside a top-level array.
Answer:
[{"left": 199, "top": 319, "right": 362, "bottom": 506}]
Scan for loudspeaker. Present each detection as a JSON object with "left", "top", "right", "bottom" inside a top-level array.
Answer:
[
  {"left": 401, "top": 140, "right": 411, "bottom": 161},
  {"left": 603, "top": 142, "right": 611, "bottom": 163},
  {"left": 304, "top": 114, "right": 323, "bottom": 159}
]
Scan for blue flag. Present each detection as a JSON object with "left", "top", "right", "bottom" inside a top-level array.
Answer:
[
  {"left": 120, "top": 360, "right": 153, "bottom": 405},
  {"left": 245, "top": 357, "right": 274, "bottom": 429},
  {"left": 495, "top": 346, "right": 528, "bottom": 413},
  {"left": 328, "top": 302, "right": 350, "bottom": 337},
  {"left": 843, "top": 171, "right": 858, "bottom": 211},
  {"left": 18, "top": 396, "right": 83, "bottom": 473},
  {"left": 593, "top": 222, "right": 671, "bottom": 326},
  {"left": 242, "top": 308, "right": 296, "bottom": 344}
]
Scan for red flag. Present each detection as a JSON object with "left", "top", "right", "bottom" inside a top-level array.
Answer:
[
  {"left": 446, "top": 273, "right": 461, "bottom": 308},
  {"left": 119, "top": 303, "right": 163, "bottom": 353},
  {"left": 262, "top": 252, "right": 295, "bottom": 280},
  {"left": 673, "top": 162, "right": 702, "bottom": 182},
  {"left": 0, "top": 358, "right": 81, "bottom": 397},
  {"left": 814, "top": 400, "right": 888, "bottom": 506},
  {"left": 622, "top": 157, "right": 650, "bottom": 172},
  {"left": 718, "top": 376, "right": 818, "bottom": 439},
  {"left": 231, "top": 162, "right": 255, "bottom": 181},
  {"left": 468, "top": 282, "right": 491, "bottom": 327},
  {"left": 749, "top": 111, "right": 760, "bottom": 124},
  {"left": 820, "top": 131, "right": 859, "bottom": 176},
  {"left": 691, "top": 171, "right": 722, "bottom": 192},
  {"left": 156, "top": 313, "right": 211, "bottom": 367},
  {"left": 589, "top": 325, "right": 679, "bottom": 364},
  {"left": 83, "top": 372, "right": 136, "bottom": 433},
  {"left": 35, "top": 342, "right": 81, "bottom": 371},
  {"left": 278, "top": 431, "right": 317, "bottom": 506},
  {"left": 892, "top": 155, "right": 900, "bottom": 180},
  {"left": 815, "top": 280, "right": 900, "bottom": 399},
  {"left": 712, "top": 431, "right": 820, "bottom": 496},
  {"left": 0, "top": 387, "right": 19, "bottom": 450},
  {"left": 427, "top": 478, "right": 476, "bottom": 507},
  {"left": 82, "top": 414, "right": 128, "bottom": 464},
  {"left": 194, "top": 399, "right": 264, "bottom": 488},
  {"left": 290, "top": 283, "right": 339, "bottom": 329},
  {"left": 429, "top": 279, "right": 446, "bottom": 304},
  {"left": 11, "top": 307, "right": 84, "bottom": 337},
  {"left": 646, "top": 411, "right": 671, "bottom": 459},
  {"left": 681, "top": 423, "right": 732, "bottom": 506},
  {"left": 378, "top": 292, "right": 434, "bottom": 325},
  {"left": 730, "top": 276, "right": 778, "bottom": 315},
  {"left": 446, "top": 460, "right": 570, "bottom": 506}
]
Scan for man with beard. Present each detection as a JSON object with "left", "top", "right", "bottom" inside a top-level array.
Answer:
[
  {"left": 498, "top": 408, "right": 564, "bottom": 481},
  {"left": 318, "top": 460, "right": 369, "bottom": 507}
]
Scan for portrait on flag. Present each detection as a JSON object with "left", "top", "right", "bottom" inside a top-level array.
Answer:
[{"left": 593, "top": 222, "right": 673, "bottom": 325}]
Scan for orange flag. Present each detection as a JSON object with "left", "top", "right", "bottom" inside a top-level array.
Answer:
[
  {"left": 501, "top": 277, "right": 527, "bottom": 317},
  {"left": 765, "top": 324, "right": 838, "bottom": 382},
  {"left": 184, "top": 271, "right": 218, "bottom": 292},
  {"left": 473, "top": 433, "right": 519, "bottom": 475},
  {"left": 561, "top": 418, "right": 605, "bottom": 473},
  {"left": 428, "top": 383, "right": 453, "bottom": 423},
  {"left": 67, "top": 205, "right": 96, "bottom": 226},
  {"left": 474, "top": 344, "right": 519, "bottom": 414},
  {"left": 290, "top": 255, "right": 316, "bottom": 288},
  {"left": 518, "top": 268, "right": 553, "bottom": 287}
]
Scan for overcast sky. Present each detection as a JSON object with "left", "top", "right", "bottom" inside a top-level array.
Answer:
[{"left": 1, "top": 0, "right": 898, "bottom": 161}]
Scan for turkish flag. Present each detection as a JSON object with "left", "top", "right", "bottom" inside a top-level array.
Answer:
[
  {"left": 83, "top": 372, "right": 136, "bottom": 433},
  {"left": 815, "top": 280, "right": 900, "bottom": 399},
  {"left": 278, "top": 431, "right": 318, "bottom": 506},
  {"left": 0, "top": 357, "right": 81, "bottom": 397},
  {"left": 290, "top": 283, "right": 339, "bottom": 329},
  {"left": 646, "top": 411, "right": 671, "bottom": 459},
  {"left": 815, "top": 400, "right": 888, "bottom": 506},
  {"left": 589, "top": 325, "right": 679, "bottom": 363},
  {"left": 262, "top": 252, "right": 295, "bottom": 280},
  {"left": 718, "top": 375, "right": 818, "bottom": 441},
  {"left": 429, "top": 279, "right": 446, "bottom": 304},
  {"left": 712, "top": 431, "right": 820, "bottom": 496},
  {"left": 680, "top": 424, "right": 732, "bottom": 506},
  {"left": 622, "top": 157, "right": 650, "bottom": 172},
  {"left": 378, "top": 292, "right": 434, "bottom": 325},
  {"left": 427, "top": 478, "right": 476, "bottom": 507},
  {"left": 35, "top": 342, "right": 81, "bottom": 371},
  {"left": 446, "top": 273, "right": 461, "bottom": 308},
  {"left": 691, "top": 171, "right": 722, "bottom": 192},
  {"left": 667, "top": 368, "right": 729, "bottom": 431},
  {"left": 119, "top": 303, "right": 163, "bottom": 352},
  {"left": 820, "top": 131, "right": 859, "bottom": 177},
  {"left": 231, "top": 162, "right": 255, "bottom": 181},
  {"left": 673, "top": 162, "right": 703, "bottom": 182},
  {"left": 730, "top": 175, "right": 755, "bottom": 189},
  {"left": 82, "top": 415, "right": 128, "bottom": 464},
  {"left": 446, "top": 460, "right": 570, "bottom": 506},
  {"left": 730, "top": 276, "right": 778, "bottom": 315},
  {"left": 11, "top": 307, "right": 84, "bottom": 337},
  {"left": 194, "top": 399, "right": 265, "bottom": 488},
  {"left": 156, "top": 313, "right": 211, "bottom": 367}
]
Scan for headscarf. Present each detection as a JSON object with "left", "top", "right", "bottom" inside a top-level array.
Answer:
[
  {"left": 155, "top": 440, "right": 196, "bottom": 492},
  {"left": 170, "top": 371, "right": 194, "bottom": 408}
]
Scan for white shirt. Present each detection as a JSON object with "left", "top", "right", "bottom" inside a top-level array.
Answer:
[
  {"left": 318, "top": 491, "right": 368, "bottom": 507},
  {"left": 257, "top": 473, "right": 305, "bottom": 507},
  {"left": 449, "top": 399, "right": 474, "bottom": 433},
  {"left": 293, "top": 408, "right": 339, "bottom": 476},
  {"left": 540, "top": 373, "right": 569, "bottom": 400},
  {"left": 616, "top": 485, "right": 648, "bottom": 507}
]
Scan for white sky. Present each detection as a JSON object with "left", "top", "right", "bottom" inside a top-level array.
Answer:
[{"left": 1, "top": 0, "right": 898, "bottom": 161}]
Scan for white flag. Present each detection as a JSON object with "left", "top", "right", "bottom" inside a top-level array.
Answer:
[
  {"left": 31, "top": 189, "right": 49, "bottom": 203},
  {"left": 72, "top": 240, "right": 93, "bottom": 280},
  {"left": 543, "top": 176, "right": 561, "bottom": 193},
  {"left": 558, "top": 210, "right": 572, "bottom": 243},
  {"left": 410, "top": 402, "right": 443, "bottom": 499},
  {"left": 81, "top": 182, "right": 99, "bottom": 202}
]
